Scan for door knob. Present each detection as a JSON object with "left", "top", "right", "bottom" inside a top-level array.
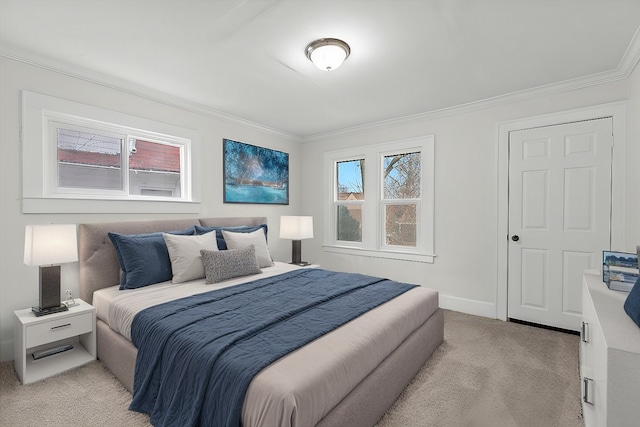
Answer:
[{"left": 511, "top": 235, "right": 520, "bottom": 242}]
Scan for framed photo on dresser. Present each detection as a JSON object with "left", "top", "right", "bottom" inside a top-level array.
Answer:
[{"left": 603, "top": 250, "right": 639, "bottom": 292}]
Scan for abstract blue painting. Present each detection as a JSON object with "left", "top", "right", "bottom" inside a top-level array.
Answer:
[{"left": 223, "top": 139, "right": 289, "bottom": 204}]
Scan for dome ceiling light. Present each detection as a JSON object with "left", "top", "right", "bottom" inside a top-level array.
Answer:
[{"left": 305, "top": 38, "right": 351, "bottom": 71}]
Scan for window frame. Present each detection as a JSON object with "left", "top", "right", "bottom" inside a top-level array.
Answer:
[
  {"left": 379, "top": 149, "right": 422, "bottom": 252},
  {"left": 46, "top": 114, "right": 189, "bottom": 199},
  {"left": 323, "top": 136, "right": 435, "bottom": 263},
  {"left": 47, "top": 117, "right": 129, "bottom": 197},
  {"left": 22, "top": 90, "right": 200, "bottom": 214}
]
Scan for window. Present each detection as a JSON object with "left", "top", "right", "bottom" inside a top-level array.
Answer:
[
  {"left": 336, "top": 159, "right": 364, "bottom": 243},
  {"left": 324, "top": 136, "right": 434, "bottom": 263},
  {"left": 55, "top": 124, "right": 125, "bottom": 192},
  {"left": 382, "top": 151, "right": 420, "bottom": 248},
  {"left": 51, "top": 120, "right": 185, "bottom": 198},
  {"left": 22, "top": 91, "right": 199, "bottom": 213}
]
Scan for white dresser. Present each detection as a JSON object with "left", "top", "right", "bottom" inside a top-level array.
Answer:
[{"left": 580, "top": 272, "right": 640, "bottom": 427}]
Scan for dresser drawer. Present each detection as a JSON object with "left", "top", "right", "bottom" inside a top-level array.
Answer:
[{"left": 25, "top": 312, "right": 93, "bottom": 348}]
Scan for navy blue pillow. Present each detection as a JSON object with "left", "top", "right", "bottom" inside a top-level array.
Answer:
[
  {"left": 624, "top": 276, "right": 640, "bottom": 328},
  {"left": 109, "top": 227, "right": 195, "bottom": 290},
  {"left": 194, "top": 224, "right": 268, "bottom": 250}
]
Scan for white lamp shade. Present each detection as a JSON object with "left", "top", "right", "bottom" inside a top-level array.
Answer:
[
  {"left": 280, "top": 216, "right": 314, "bottom": 240},
  {"left": 310, "top": 44, "right": 348, "bottom": 71},
  {"left": 24, "top": 224, "right": 78, "bottom": 266}
]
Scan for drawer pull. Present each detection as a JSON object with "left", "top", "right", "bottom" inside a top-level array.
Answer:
[
  {"left": 51, "top": 323, "right": 71, "bottom": 331},
  {"left": 583, "top": 377, "right": 594, "bottom": 405},
  {"left": 581, "top": 322, "right": 589, "bottom": 343}
]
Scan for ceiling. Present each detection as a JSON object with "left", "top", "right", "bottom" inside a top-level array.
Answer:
[{"left": 1, "top": 0, "right": 639, "bottom": 138}]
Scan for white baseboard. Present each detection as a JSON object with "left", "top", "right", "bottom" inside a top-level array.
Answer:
[{"left": 439, "top": 294, "right": 496, "bottom": 319}]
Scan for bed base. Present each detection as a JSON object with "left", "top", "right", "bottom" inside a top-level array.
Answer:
[
  {"left": 96, "top": 308, "right": 443, "bottom": 426},
  {"left": 81, "top": 217, "right": 444, "bottom": 426},
  {"left": 317, "top": 308, "right": 443, "bottom": 427}
]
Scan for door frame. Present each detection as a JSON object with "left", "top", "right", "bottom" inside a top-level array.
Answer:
[{"left": 496, "top": 102, "right": 627, "bottom": 321}]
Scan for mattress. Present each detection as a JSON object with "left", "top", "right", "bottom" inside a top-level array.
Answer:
[
  {"left": 93, "top": 262, "right": 302, "bottom": 340},
  {"left": 94, "top": 263, "right": 439, "bottom": 427}
]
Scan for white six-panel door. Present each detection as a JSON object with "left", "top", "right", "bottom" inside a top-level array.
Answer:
[{"left": 508, "top": 118, "right": 612, "bottom": 331}]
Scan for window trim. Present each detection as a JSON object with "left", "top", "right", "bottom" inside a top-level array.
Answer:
[
  {"left": 324, "top": 136, "right": 435, "bottom": 263},
  {"left": 21, "top": 90, "right": 200, "bottom": 214}
]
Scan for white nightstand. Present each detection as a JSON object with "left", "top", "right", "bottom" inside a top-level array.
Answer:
[{"left": 14, "top": 299, "right": 96, "bottom": 384}]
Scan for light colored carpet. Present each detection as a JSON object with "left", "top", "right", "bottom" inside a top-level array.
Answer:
[
  {"left": 376, "top": 310, "right": 583, "bottom": 427},
  {"left": 0, "top": 310, "right": 582, "bottom": 427},
  {"left": 0, "top": 358, "right": 150, "bottom": 427}
]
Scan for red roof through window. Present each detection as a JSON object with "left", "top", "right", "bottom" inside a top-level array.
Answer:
[{"left": 57, "top": 140, "right": 180, "bottom": 173}]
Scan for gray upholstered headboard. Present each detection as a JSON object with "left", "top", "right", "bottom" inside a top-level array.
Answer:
[{"left": 78, "top": 217, "right": 267, "bottom": 304}]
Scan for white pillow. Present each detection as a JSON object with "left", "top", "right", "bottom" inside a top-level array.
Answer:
[
  {"left": 162, "top": 232, "right": 218, "bottom": 283},
  {"left": 221, "top": 228, "right": 273, "bottom": 268}
]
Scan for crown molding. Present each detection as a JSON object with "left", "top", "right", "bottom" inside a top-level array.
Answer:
[
  {"left": 302, "top": 27, "right": 640, "bottom": 143},
  {"left": 301, "top": 69, "right": 630, "bottom": 143},
  {"left": 618, "top": 26, "right": 640, "bottom": 78},
  {"left": 0, "top": 46, "right": 301, "bottom": 142},
  {"left": 3, "top": 24, "right": 639, "bottom": 145}
]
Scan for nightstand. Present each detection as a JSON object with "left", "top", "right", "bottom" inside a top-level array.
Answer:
[{"left": 14, "top": 299, "right": 96, "bottom": 384}]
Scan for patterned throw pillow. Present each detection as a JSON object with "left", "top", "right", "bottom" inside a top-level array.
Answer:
[{"left": 200, "top": 245, "right": 262, "bottom": 284}]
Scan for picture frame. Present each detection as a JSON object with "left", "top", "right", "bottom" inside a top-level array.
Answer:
[
  {"left": 223, "top": 139, "right": 289, "bottom": 205},
  {"left": 603, "top": 250, "right": 639, "bottom": 292}
]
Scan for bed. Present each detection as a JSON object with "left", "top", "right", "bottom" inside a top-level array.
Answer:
[{"left": 78, "top": 217, "right": 444, "bottom": 427}]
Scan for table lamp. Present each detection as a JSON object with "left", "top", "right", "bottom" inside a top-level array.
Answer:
[
  {"left": 24, "top": 224, "right": 78, "bottom": 316},
  {"left": 280, "top": 216, "right": 313, "bottom": 266}
]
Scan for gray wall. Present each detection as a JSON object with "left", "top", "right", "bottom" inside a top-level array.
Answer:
[
  {"left": 1, "top": 54, "right": 639, "bottom": 362},
  {"left": 0, "top": 56, "right": 302, "bottom": 361},
  {"left": 300, "top": 70, "right": 639, "bottom": 318}
]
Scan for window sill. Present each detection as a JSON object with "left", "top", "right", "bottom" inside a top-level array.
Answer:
[
  {"left": 323, "top": 245, "right": 435, "bottom": 263},
  {"left": 22, "top": 197, "right": 201, "bottom": 214}
]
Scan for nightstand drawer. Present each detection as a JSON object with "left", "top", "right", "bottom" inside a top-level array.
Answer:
[{"left": 25, "top": 312, "right": 92, "bottom": 348}]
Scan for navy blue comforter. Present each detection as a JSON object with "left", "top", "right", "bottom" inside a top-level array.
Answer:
[{"left": 129, "top": 268, "right": 416, "bottom": 427}]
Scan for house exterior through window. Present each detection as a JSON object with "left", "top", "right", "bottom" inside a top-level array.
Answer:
[{"left": 55, "top": 124, "right": 183, "bottom": 198}]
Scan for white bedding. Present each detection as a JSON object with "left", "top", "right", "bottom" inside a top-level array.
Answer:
[
  {"left": 94, "top": 262, "right": 301, "bottom": 340},
  {"left": 94, "top": 263, "right": 440, "bottom": 427}
]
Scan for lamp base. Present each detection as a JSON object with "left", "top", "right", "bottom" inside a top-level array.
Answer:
[
  {"left": 291, "top": 240, "right": 303, "bottom": 265},
  {"left": 39, "top": 265, "right": 61, "bottom": 311},
  {"left": 289, "top": 261, "right": 310, "bottom": 267},
  {"left": 32, "top": 305, "right": 69, "bottom": 317}
]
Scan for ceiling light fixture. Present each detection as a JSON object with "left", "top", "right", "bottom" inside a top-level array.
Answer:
[{"left": 305, "top": 38, "right": 351, "bottom": 71}]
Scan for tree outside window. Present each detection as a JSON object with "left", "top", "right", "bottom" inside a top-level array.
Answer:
[
  {"left": 383, "top": 152, "right": 420, "bottom": 247},
  {"left": 336, "top": 159, "right": 363, "bottom": 242}
]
